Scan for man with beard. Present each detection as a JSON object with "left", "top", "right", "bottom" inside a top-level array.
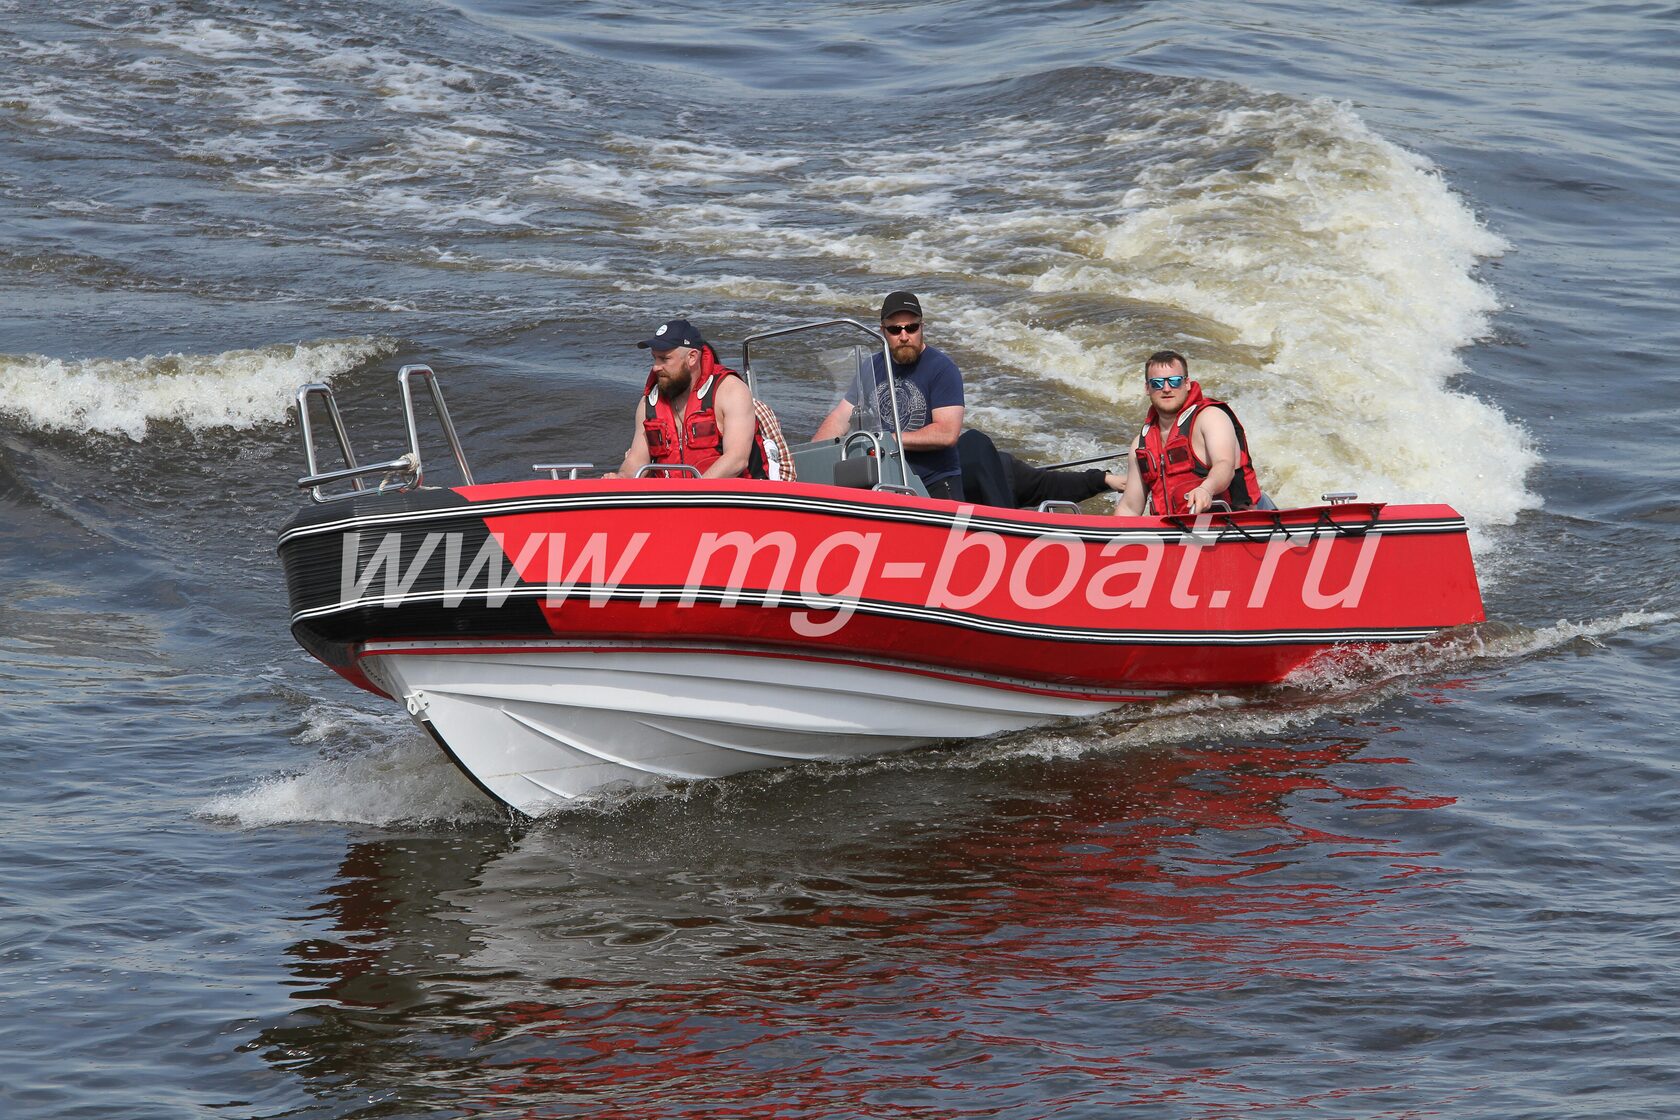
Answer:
[
  {"left": 812, "top": 290, "right": 965, "bottom": 499},
  {"left": 609, "top": 318, "right": 771, "bottom": 480}
]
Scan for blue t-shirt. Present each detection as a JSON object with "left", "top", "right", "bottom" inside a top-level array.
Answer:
[{"left": 857, "top": 344, "right": 965, "bottom": 486}]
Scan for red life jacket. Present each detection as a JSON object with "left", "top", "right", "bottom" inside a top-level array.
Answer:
[
  {"left": 1135, "top": 381, "right": 1263, "bottom": 514},
  {"left": 641, "top": 344, "right": 768, "bottom": 479}
]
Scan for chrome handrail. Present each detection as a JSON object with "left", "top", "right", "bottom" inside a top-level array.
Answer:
[
  {"left": 840, "top": 430, "right": 884, "bottom": 461},
  {"left": 533, "top": 462, "right": 596, "bottom": 480},
  {"left": 1037, "top": 500, "right": 1082, "bottom": 514},
  {"left": 299, "top": 454, "right": 420, "bottom": 492},
  {"left": 635, "top": 463, "right": 701, "bottom": 478},
  {"left": 1321, "top": 491, "right": 1359, "bottom": 505},
  {"left": 293, "top": 365, "right": 475, "bottom": 502},
  {"left": 740, "top": 318, "right": 911, "bottom": 490},
  {"left": 399, "top": 364, "right": 474, "bottom": 489},
  {"left": 296, "top": 383, "right": 365, "bottom": 502}
]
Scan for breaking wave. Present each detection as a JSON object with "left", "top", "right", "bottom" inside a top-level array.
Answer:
[
  {"left": 197, "top": 699, "right": 501, "bottom": 828},
  {"left": 979, "top": 610, "right": 1674, "bottom": 765},
  {"left": 943, "top": 96, "right": 1535, "bottom": 536},
  {"left": 0, "top": 336, "right": 395, "bottom": 441},
  {"left": 1281, "top": 609, "right": 1675, "bottom": 694}
]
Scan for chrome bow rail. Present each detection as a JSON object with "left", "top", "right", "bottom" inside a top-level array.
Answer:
[{"left": 295, "top": 364, "right": 474, "bottom": 502}]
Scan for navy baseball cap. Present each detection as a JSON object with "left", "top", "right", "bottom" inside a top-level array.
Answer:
[
  {"left": 879, "top": 291, "right": 922, "bottom": 320},
  {"left": 636, "top": 318, "right": 705, "bottom": 350}
]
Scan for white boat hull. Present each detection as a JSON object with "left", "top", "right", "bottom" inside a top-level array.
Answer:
[{"left": 359, "top": 639, "right": 1139, "bottom": 814}]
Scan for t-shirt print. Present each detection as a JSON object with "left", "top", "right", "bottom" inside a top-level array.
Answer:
[{"left": 874, "top": 378, "right": 928, "bottom": 431}]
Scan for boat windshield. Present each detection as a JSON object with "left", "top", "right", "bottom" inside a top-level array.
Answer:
[{"left": 740, "top": 318, "right": 915, "bottom": 490}]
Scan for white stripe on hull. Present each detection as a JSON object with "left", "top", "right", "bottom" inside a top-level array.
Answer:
[{"left": 362, "top": 644, "right": 1124, "bottom": 814}]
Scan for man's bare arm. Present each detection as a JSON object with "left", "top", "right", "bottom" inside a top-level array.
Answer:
[
  {"left": 1185, "top": 409, "right": 1238, "bottom": 514},
  {"left": 703, "top": 376, "right": 754, "bottom": 479},
  {"left": 1116, "top": 434, "right": 1147, "bottom": 516},
  {"left": 607, "top": 400, "right": 651, "bottom": 478},
  {"left": 896, "top": 405, "right": 963, "bottom": 450},
  {"left": 812, "top": 399, "right": 854, "bottom": 442}
]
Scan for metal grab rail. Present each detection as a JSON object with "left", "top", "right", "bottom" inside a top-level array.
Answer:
[
  {"left": 296, "top": 383, "right": 364, "bottom": 502},
  {"left": 635, "top": 463, "right": 701, "bottom": 478},
  {"left": 300, "top": 453, "right": 420, "bottom": 491},
  {"left": 740, "top": 318, "right": 911, "bottom": 491},
  {"left": 398, "top": 364, "right": 474, "bottom": 489},
  {"left": 1159, "top": 500, "right": 1384, "bottom": 544},
  {"left": 841, "top": 429, "right": 884, "bottom": 461},
  {"left": 295, "top": 364, "right": 475, "bottom": 502},
  {"left": 533, "top": 462, "right": 596, "bottom": 480},
  {"left": 842, "top": 430, "right": 927, "bottom": 497}
]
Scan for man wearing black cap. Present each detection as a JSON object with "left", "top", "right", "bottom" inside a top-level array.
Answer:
[
  {"left": 812, "top": 290, "right": 965, "bottom": 499},
  {"left": 609, "top": 317, "right": 766, "bottom": 480}
]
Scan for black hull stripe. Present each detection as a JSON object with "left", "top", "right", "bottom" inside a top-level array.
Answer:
[
  {"left": 278, "top": 491, "right": 1467, "bottom": 548},
  {"left": 295, "top": 583, "right": 1443, "bottom": 646}
]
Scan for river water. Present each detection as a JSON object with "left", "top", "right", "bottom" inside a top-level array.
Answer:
[{"left": 2, "top": 1, "right": 1677, "bottom": 1116}]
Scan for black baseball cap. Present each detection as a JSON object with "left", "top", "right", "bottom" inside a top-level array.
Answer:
[
  {"left": 879, "top": 291, "right": 922, "bottom": 321},
  {"left": 636, "top": 318, "right": 705, "bottom": 350}
]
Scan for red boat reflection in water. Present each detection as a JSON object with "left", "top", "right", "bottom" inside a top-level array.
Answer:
[{"left": 264, "top": 720, "right": 1467, "bottom": 1116}]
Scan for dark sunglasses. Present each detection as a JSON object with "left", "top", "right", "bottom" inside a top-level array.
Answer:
[
  {"left": 1146, "top": 373, "right": 1188, "bottom": 390},
  {"left": 883, "top": 322, "right": 922, "bottom": 336}
]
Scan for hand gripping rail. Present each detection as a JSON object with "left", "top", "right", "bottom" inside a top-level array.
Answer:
[{"left": 295, "top": 364, "right": 475, "bottom": 502}]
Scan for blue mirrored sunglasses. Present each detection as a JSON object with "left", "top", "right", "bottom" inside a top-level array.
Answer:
[{"left": 1147, "top": 374, "right": 1188, "bottom": 390}]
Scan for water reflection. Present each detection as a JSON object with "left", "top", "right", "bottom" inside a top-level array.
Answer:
[{"left": 252, "top": 727, "right": 1462, "bottom": 1116}]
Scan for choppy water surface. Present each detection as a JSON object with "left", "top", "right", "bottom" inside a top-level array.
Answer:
[{"left": 2, "top": 1, "right": 1676, "bottom": 1117}]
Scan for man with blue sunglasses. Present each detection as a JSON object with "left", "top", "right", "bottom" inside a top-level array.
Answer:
[{"left": 1115, "top": 350, "right": 1266, "bottom": 516}]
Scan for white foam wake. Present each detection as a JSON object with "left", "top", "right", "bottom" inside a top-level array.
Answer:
[
  {"left": 1016, "top": 98, "right": 1535, "bottom": 533},
  {"left": 862, "top": 611, "right": 1673, "bottom": 772},
  {"left": 198, "top": 700, "right": 498, "bottom": 828},
  {"left": 201, "top": 612, "right": 1671, "bottom": 825},
  {"left": 578, "top": 90, "right": 1536, "bottom": 545},
  {"left": 0, "top": 336, "right": 395, "bottom": 441},
  {"left": 1282, "top": 609, "right": 1675, "bottom": 693}
]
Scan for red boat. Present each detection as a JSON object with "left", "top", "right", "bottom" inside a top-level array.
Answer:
[{"left": 279, "top": 322, "right": 1483, "bottom": 815}]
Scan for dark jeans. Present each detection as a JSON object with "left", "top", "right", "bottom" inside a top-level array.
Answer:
[
  {"left": 957, "top": 429, "right": 1112, "bottom": 509},
  {"left": 923, "top": 476, "right": 961, "bottom": 501}
]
